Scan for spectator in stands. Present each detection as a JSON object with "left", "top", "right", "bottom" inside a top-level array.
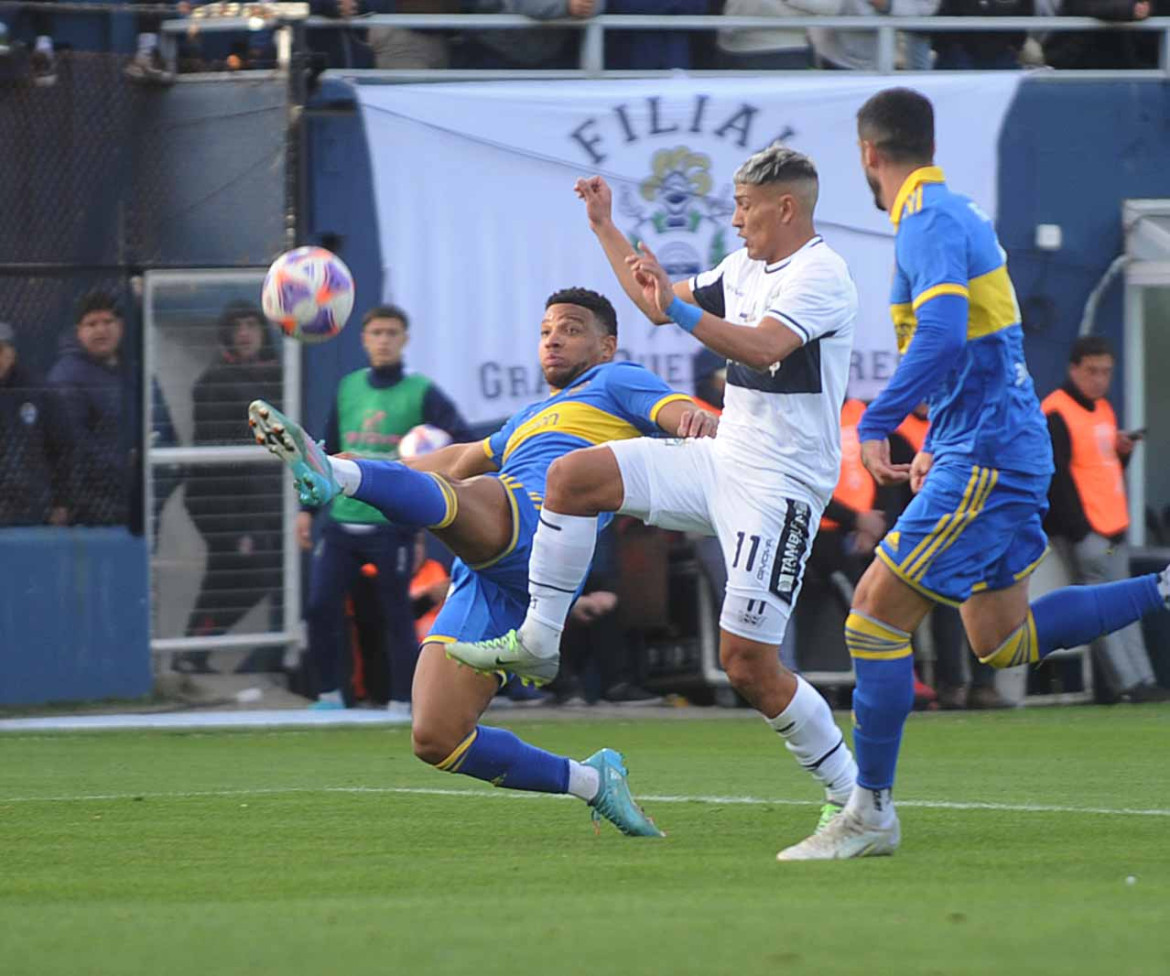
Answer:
[
  {"left": 310, "top": 0, "right": 394, "bottom": 73},
  {"left": 932, "top": 0, "right": 1032, "bottom": 68},
  {"left": 48, "top": 290, "right": 133, "bottom": 527},
  {"left": 124, "top": 0, "right": 181, "bottom": 83},
  {"left": 181, "top": 302, "right": 283, "bottom": 672},
  {"left": 888, "top": 404, "right": 1008, "bottom": 708},
  {"left": 809, "top": 0, "right": 940, "bottom": 70},
  {"left": 1041, "top": 336, "right": 1169, "bottom": 703},
  {"left": 1, "top": 0, "right": 56, "bottom": 85},
  {"left": 692, "top": 347, "right": 726, "bottom": 412},
  {"left": 1044, "top": 0, "right": 1166, "bottom": 68},
  {"left": 303, "top": 304, "right": 470, "bottom": 714},
  {"left": 455, "top": 0, "right": 604, "bottom": 69},
  {"left": 605, "top": 0, "right": 708, "bottom": 69},
  {"left": 0, "top": 321, "right": 71, "bottom": 527},
  {"left": 371, "top": 0, "right": 460, "bottom": 68},
  {"left": 716, "top": 0, "right": 831, "bottom": 69}
]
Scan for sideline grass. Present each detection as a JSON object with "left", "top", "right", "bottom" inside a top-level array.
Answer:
[{"left": 2, "top": 706, "right": 1168, "bottom": 975}]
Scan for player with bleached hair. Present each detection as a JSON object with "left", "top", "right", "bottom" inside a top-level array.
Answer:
[{"left": 449, "top": 145, "right": 864, "bottom": 835}]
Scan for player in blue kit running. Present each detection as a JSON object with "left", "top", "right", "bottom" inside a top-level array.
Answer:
[
  {"left": 777, "top": 88, "right": 1170, "bottom": 860},
  {"left": 250, "top": 287, "right": 715, "bottom": 837}
]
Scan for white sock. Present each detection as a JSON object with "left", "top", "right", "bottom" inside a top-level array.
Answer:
[
  {"left": 517, "top": 510, "right": 597, "bottom": 657},
  {"left": 138, "top": 32, "right": 158, "bottom": 55},
  {"left": 566, "top": 760, "right": 600, "bottom": 802},
  {"left": 328, "top": 457, "right": 362, "bottom": 496},
  {"left": 317, "top": 689, "right": 343, "bottom": 705},
  {"left": 35, "top": 35, "right": 53, "bottom": 54},
  {"left": 845, "top": 785, "right": 896, "bottom": 827},
  {"left": 765, "top": 675, "right": 857, "bottom": 805}
]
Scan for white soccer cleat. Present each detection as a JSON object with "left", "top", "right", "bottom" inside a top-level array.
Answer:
[{"left": 776, "top": 809, "right": 900, "bottom": 861}]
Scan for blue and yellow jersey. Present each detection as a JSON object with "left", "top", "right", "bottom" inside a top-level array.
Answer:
[
  {"left": 481, "top": 361, "right": 690, "bottom": 498},
  {"left": 857, "top": 167, "right": 1053, "bottom": 476}
]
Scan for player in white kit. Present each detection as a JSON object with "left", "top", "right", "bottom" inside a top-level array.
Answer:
[{"left": 449, "top": 146, "right": 861, "bottom": 827}]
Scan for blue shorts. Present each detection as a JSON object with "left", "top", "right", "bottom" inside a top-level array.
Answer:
[
  {"left": 876, "top": 461, "right": 1050, "bottom": 607},
  {"left": 426, "top": 473, "right": 543, "bottom": 645}
]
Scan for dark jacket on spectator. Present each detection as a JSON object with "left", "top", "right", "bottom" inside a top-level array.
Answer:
[
  {"left": 1044, "top": 0, "right": 1165, "bottom": 69},
  {"left": 0, "top": 362, "right": 72, "bottom": 526},
  {"left": 932, "top": 0, "right": 1033, "bottom": 63},
  {"left": 185, "top": 324, "right": 284, "bottom": 545},
  {"left": 47, "top": 340, "right": 131, "bottom": 526},
  {"left": 605, "top": 0, "right": 707, "bottom": 69}
]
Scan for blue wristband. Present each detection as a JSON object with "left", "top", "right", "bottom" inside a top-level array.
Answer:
[{"left": 666, "top": 296, "right": 703, "bottom": 334}]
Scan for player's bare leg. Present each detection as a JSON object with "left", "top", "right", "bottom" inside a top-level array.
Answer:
[
  {"left": 721, "top": 629, "right": 856, "bottom": 829},
  {"left": 779, "top": 558, "right": 931, "bottom": 861},
  {"left": 411, "top": 641, "right": 501, "bottom": 766},
  {"left": 444, "top": 446, "right": 622, "bottom": 684}
]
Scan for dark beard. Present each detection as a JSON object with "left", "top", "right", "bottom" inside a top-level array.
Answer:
[
  {"left": 543, "top": 361, "right": 587, "bottom": 390},
  {"left": 867, "top": 172, "right": 886, "bottom": 212}
]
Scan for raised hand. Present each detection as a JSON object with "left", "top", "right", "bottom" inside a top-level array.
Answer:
[
  {"left": 574, "top": 175, "right": 614, "bottom": 229},
  {"left": 624, "top": 242, "right": 674, "bottom": 317}
]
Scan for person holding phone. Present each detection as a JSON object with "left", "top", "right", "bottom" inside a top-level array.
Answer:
[{"left": 1041, "top": 335, "right": 1169, "bottom": 704}]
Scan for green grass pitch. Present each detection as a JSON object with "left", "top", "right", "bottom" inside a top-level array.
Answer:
[{"left": 2, "top": 706, "right": 1168, "bottom": 975}]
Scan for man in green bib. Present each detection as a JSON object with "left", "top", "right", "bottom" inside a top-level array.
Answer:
[{"left": 302, "top": 305, "right": 470, "bottom": 713}]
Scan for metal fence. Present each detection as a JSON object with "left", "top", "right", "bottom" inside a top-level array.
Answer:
[{"left": 158, "top": 11, "right": 1170, "bottom": 77}]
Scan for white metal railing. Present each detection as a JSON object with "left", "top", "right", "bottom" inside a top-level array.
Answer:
[{"left": 160, "top": 12, "right": 1170, "bottom": 76}]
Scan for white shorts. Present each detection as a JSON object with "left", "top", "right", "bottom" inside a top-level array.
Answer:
[{"left": 609, "top": 437, "right": 821, "bottom": 646}]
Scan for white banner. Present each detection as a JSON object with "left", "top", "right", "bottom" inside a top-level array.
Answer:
[{"left": 358, "top": 74, "right": 1021, "bottom": 424}]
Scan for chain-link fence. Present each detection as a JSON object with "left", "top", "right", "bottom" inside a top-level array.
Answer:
[{"left": 1, "top": 38, "right": 297, "bottom": 674}]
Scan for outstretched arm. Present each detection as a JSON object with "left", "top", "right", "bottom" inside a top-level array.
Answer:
[
  {"left": 576, "top": 176, "right": 689, "bottom": 325},
  {"left": 654, "top": 398, "right": 719, "bottom": 439}
]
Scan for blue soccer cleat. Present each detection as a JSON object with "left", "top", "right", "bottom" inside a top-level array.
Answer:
[
  {"left": 583, "top": 748, "right": 664, "bottom": 838},
  {"left": 248, "top": 399, "right": 340, "bottom": 507}
]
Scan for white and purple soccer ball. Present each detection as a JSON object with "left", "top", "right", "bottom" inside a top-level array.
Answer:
[
  {"left": 398, "top": 424, "right": 453, "bottom": 459},
  {"left": 261, "top": 246, "right": 355, "bottom": 344}
]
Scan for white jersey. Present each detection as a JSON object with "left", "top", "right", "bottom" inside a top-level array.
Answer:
[{"left": 689, "top": 235, "right": 857, "bottom": 504}]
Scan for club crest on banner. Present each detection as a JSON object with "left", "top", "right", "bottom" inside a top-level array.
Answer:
[{"left": 619, "top": 146, "right": 735, "bottom": 281}]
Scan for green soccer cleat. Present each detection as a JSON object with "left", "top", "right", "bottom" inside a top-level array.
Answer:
[
  {"left": 248, "top": 399, "right": 340, "bottom": 507},
  {"left": 444, "top": 629, "right": 560, "bottom": 687},
  {"left": 816, "top": 802, "right": 845, "bottom": 833},
  {"left": 583, "top": 748, "right": 664, "bottom": 838}
]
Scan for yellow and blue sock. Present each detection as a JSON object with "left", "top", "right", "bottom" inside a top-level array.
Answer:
[
  {"left": 845, "top": 612, "right": 915, "bottom": 792},
  {"left": 980, "top": 575, "right": 1163, "bottom": 669},
  {"left": 351, "top": 460, "right": 457, "bottom": 528},
  {"left": 436, "top": 726, "right": 570, "bottom": 793}
]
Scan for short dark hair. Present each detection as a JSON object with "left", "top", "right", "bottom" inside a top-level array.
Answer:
[
  {"left": 1070, "top": 335, "right": 1113, "bottom": 364},
  {"left": 545, "top": 287, "right": 618, "bottom": 337},
  {"left": 362, "top": 304, "right": 409, "bottom": 330},
  {"left": 75, "top": 289, "right": 120, "bottom": 324},
  {"left": 857, "top": 88, "right": 935, "bottom": 165}
]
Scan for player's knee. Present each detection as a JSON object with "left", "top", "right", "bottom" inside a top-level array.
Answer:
[
  {"left": 410, "top": 717, "right": 462, "bottom": 767},
  {"left": 719, "top": 642, "right": 763, "bottom": 690},
  {"left": 545, "top": 454, "right": 589, "bottom": 508}
]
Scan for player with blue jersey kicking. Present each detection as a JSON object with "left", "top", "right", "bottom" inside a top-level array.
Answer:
[
  {"left": 777, "top": 88, "right": 1170, "bottom": 861},
  {"left": 250, "top": 287, "right": 717, "bottom": 837},
  {"left": 448, "top": 146, "right": 864, "bottom": 836}
]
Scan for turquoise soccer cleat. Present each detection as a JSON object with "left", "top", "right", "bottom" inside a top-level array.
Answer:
[
  {"left": 444, "top": 629, "right": 560, "bottom": 687},
  {"left": 583, "top": 748, "right": 664, "bottom": 838},
  {"left": 248, "top": 399, "right": 340, "bottom": 507}
]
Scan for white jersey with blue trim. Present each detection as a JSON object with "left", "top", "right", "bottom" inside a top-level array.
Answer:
[{"left": 688, "top": 236, "right": 858, "bottom": 502}]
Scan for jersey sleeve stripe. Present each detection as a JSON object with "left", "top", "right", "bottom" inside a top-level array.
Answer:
[
  {"left": 911, "top": 282, "right": 969, "bottom": 311},
  {"left": 769, "top": 311, "right": 811, "bottom": 342},
  {"left": 691, "top": 274, "right": 725, "bottom": 318},
  {"left": 648, "top": 393, "right": 693, "bottom": 425},
  {"left": 481, "top": 438, "right": 495, "bottom": 459}
]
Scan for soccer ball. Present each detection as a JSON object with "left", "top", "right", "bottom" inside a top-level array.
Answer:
[
  {"left": 261, "top": 246, "right": 354, "bottom": 343},
  {"left": 399, "top": 424, "right": 453, "bottom": 459}
]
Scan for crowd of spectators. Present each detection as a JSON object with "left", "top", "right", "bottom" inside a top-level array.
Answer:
[{"left": 1, "top": 0, "right": 1166, "bottom": 81}]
